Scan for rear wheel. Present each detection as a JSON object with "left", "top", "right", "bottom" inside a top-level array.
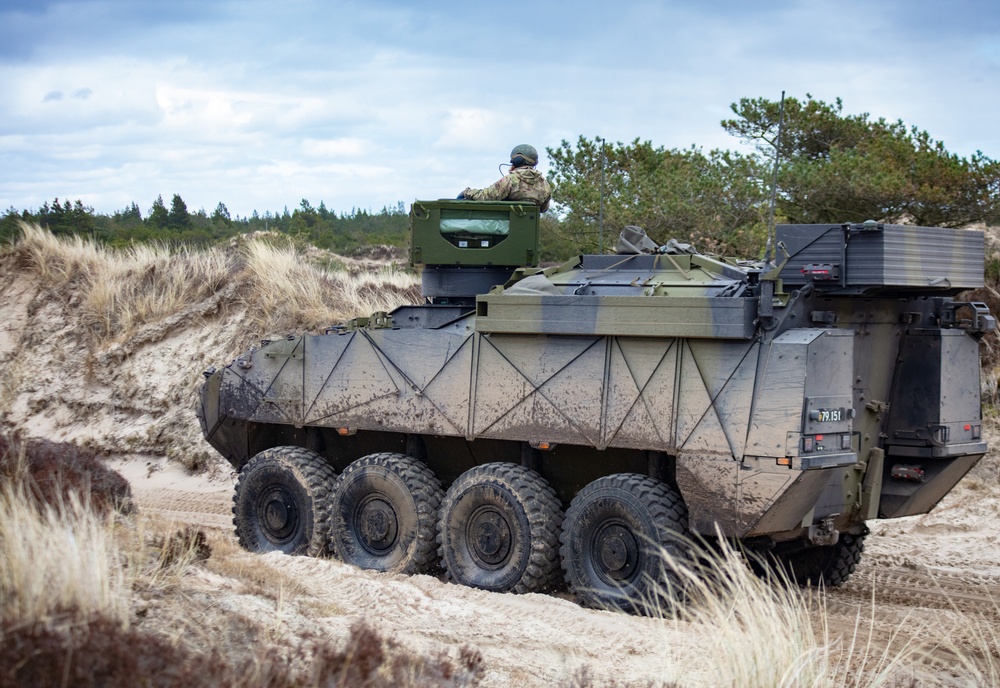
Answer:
[
  {"left": 438, "top": 463, "right": 562, "bottom": 594},
  {"left": 759, "top": 530, "right": 867, "bottom": 587},
  {"left": 233, "top": 446, "right": 336, "bottom": 556},
  {"left": 330, "top": 452, "right": 443, "bottom": 574},
  {"left": 560, "top": 474, "right": 689, "bottom": 614}
]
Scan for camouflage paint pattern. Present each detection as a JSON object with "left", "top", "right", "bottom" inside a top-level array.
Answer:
[{"left": 197, "top": 210, "right": 991, "bottom": 544}]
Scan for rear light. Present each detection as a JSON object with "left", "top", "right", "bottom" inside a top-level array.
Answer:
[
  {"left": 802, "top": 263, "right": 840, "bottom": 281},
  {"left": 802, "top": 433, "right": 852, "bottom": 453},
  {"left": 891, "top": 464, "right": 925, "bottom": 482}
]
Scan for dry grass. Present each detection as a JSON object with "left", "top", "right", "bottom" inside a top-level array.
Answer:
[
  {"left": 10, "top": 222, "right": 420, "bottom": 351},
  {"left": 0, "top": 435, "right": 201, "bottom": 627},
  {"left": 15, "top": 222, "right": 232, "bottom": 341},
  {"left": 651, "top": 541, "right": 910, "bottom": 687},
  {"left": 239, "top": 236, "right": 419, "bottom": 340},
  {"left": 0, "top": 433, "right": 483, "bottom": 686},
  {"left": 203, "top": 531, "right": 313, "bottom": 602},
  {"left": 0, "top": 481, "right": 128, "bottom": 625},
  {"left": 641, "top": 537, "right": 999, "bottom": 687},
  {"left": 0, "top": 348, "right": 27, "bottom": 416},
  {"left": 2, "top": 433, "right": 998, "bottom": 686}
]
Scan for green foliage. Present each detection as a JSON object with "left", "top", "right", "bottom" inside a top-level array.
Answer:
[
  {"left": 4, "top": 194, "right": 411, "bottom": 256},
  {"left": 538, "top": 214, "right": 579, "bottom": 262},
  {"left": 547, "top": 96, "right": 999, "bottom": 258},
  {"left": 1, "top": 207, "right": 31, "bottom": 244},
  {"left": 168, "top": 194, "right": 192, "bottom": 231},
  {"left": 147, "top": 195, "right": 169, "bottom": 230},
  {"left": 283, "top": 200, "right": 409, "bottom": 254},
  {"left": 723, "top": 95, "right": 1000, "bottom": 227},
  {"left": 547, "top": 137, "right": 768, "bottom": 255},
  {"left": 31, "top": 198, "right": 97, "bottom": 238}
]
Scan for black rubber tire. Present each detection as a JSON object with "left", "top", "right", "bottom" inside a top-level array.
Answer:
[
  {"left": 233, "top": 446, "right": 336, "bottom": 557},
  {"left": 330, "top": 452, "right": 444, "bottom": 574},
  {"left": 437, "top": 462, "right": 563, "bottom": 594},
  {"left": 762, "top": 530, "right": 867, "bottom": 588},
  {"left": 560, "top": 473, "right": 689, "bottom": 614}
]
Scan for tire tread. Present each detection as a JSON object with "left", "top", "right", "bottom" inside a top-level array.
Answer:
[
  {"left": 437, "top": 462, "right": 563, "bottom": 594},
  {"left": 331, "top": 452, "right": 443, "bottom": 573},
  {"left": 233, "top": 446, "right": 336, "bottom": 556},
  {"left": 560, "top": 473, "right": 688, "bottom": 611}
]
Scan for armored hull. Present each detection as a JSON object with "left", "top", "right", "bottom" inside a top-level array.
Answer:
[{"left": 198, "top": 202, "right": 992, "bottom": 611}]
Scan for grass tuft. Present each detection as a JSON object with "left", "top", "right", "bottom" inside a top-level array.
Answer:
[
  {"left": 633, "top": 535, "right": 1000, "bottom": 687},
  {"left": 0, "top": 478, "right": 128, "bottom": 625},
  {"left": 14, "top": 222, "right": 233, "bottom": 342}
]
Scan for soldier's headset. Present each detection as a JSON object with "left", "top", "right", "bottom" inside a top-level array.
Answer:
[{"left": 500, "top": 149, "right": 538, "bottom": 174}]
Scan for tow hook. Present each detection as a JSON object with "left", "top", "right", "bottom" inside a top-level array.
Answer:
[{"left": 808, "top": 514, "right": 840, "bottom": 546}]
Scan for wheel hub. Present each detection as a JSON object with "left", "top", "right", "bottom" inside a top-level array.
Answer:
[
  {"left": 593, "top": 522, "right": 639, "bottom": 583},
  {"left": 357, "top": 496, "right": 399, "bottom": 554},
  {"left": 259, "top": 487, "right": 299, "bottom": 543},
  {"left": 468, "top": 506, "right": 512, "bottom": 568}
]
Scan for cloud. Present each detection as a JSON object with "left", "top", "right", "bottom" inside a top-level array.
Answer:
[
  {"left": 434, "top": 109, "right": 504, "bottom": 150},
  {"left": 0, "top": 0, "right": 998, "bottom": 218},
  {"left": 300, "top": 138, "right": 370, "bottom": 159}
]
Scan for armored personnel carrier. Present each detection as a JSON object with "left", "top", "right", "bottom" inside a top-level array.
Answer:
[{"left": 198, "top": 200, "right": 993, "bottom": 611}]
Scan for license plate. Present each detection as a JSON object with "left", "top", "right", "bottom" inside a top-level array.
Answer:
[{"left": 813, "top": 408, "right": 845, "bottom": 422}]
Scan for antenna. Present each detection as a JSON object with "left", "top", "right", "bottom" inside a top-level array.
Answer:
[
  {"left": 764, "top": 91, "right": 786, "bottom": 266},
  {"left": 598, "top": 137, "right": 606, "bottom": 254}
]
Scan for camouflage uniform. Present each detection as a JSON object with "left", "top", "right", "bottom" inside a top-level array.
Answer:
[{"left": 463, "top": 166, "right": 552, "bottom": 212}]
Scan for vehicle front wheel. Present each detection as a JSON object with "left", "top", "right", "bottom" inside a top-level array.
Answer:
[{"left": 233, "top": 446, "right": 336, "bottom": 556}]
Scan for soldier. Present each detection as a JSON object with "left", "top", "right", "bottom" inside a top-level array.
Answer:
[{"left": 460, "top": 144, "right": 552, "bottom": 212}]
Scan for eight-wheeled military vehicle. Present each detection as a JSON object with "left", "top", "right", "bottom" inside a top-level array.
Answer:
[{"left": 198, "top": 200, "right": 993, "bottom": 611}]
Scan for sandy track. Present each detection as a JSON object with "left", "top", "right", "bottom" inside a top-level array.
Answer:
[
  {"left": 112, "top": 455, "right": 1000, "bottom": 685},
  {"left": 111, "top": 456, "right": 694, "bottom": 686},
  {"left": 838, "top": 568, "right": 1000, "bottom": 614},
  {"left": 112, "top": 457, "right": 236, "bottom": 530}
]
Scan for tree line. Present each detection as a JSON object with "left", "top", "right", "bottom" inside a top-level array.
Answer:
[
  {"left": 0, "top": 196, "right": 411, "bottom": 256},
  {"left": 4, "top": 94, "right": 998, "bottom": 262}
]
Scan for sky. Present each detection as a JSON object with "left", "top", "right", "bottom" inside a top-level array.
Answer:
[{"left": 1, "top": 0, "right": 999, "bottom": 219}]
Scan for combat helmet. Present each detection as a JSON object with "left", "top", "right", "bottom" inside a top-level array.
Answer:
[{"left": 510, "top": 144, "right": 538, "bottom": 167}]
